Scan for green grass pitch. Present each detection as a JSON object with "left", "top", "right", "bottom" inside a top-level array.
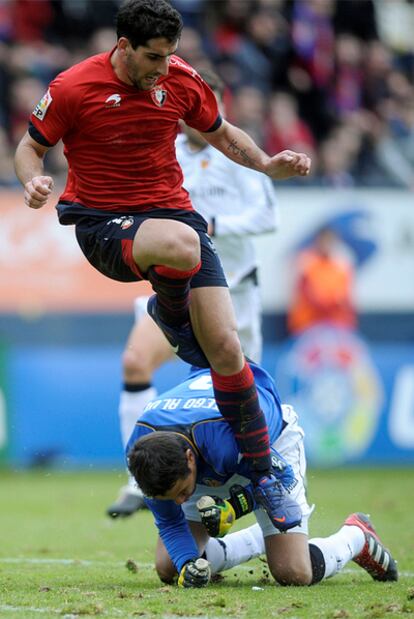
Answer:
[{"left": 0, "top": 468, "right": 413, "bottom": 618}]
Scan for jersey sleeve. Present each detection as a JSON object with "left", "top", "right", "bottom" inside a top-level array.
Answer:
[
  {"left": 214, "top": 170, "right": 280, "bottom": 237},
  {"left": 29, "top": 71, "right": 78, "bottom": 146},
  {"left": 146, "top": 498, "right": 200, "bottom": 573},
  {"left": 181, "top": 70, "right": 222, "bottom": 133}
]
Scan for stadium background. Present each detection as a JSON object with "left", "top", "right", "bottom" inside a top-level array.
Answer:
[{"left": 0, "top": 0, "right": 413, "bottom": 470}]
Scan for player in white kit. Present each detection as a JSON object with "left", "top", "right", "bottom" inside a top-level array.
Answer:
[{"left": 107, "top": 69, "right": 279, "bottom": 517}]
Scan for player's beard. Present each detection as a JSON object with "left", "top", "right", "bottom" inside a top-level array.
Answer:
[
  {"left": 131, "top": 74, "right": 159, "bottom": 90},
  {"left": 126, "top": 59, "right": 160, "bottom": 90}
]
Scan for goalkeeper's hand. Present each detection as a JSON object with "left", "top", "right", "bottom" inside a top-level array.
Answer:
[
  {"left": 196, "top": 495, "right": 236, "bottom": 538},
  {"left": 178, "top": 558, "right": 211, "bottom": 588},
  {"left": 196, "top": 485, "right": 254, "bottom": 538}
]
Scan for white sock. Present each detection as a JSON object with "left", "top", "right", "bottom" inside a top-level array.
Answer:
[
  {"left": 310, "top": 525, "right": 365, "bottom": 579},
  {"left": 119, "top": 387, "right": 157, "bottom": 447},
  {"left": 205, "top": 523, "right": 265, "bottom": 574},
  {"left": 119, "top": 387, "right": 157, "bottom": 491}
]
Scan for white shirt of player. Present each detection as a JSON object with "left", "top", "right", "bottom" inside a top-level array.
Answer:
[{"left": 175, "top": 134, "right": 280, "bottom": 289}]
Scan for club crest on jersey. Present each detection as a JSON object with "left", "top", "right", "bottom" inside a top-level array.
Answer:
[
  {"left": 105, "top": 93, "right": 121, "bottom": 108},
  {"left": 33, "top": 89, "right": 52, "bottom": 121},
  {"left": 151, "top": 87, "right": 167, "bottom": 107},
  {"left": 121, "top": 217, "right": 134, "bottom": 230},
  {"left": 107, "top": 216, "right": 135, "bottom": 230}
]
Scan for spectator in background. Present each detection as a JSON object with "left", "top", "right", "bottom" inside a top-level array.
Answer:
[
  {"left": 0, "top": 0, "right": 412, "bottom": 190},
  {"left": 9, "top": 75, "right": 45, "bottom": 145},
  {"left": 333, "top": 0, "right": 378, "bottom": 43},
  {"left": 288, "top": 0, "right": 336, "bottom": 141},
  {"left": 287, "top": 227, "right": 356, "bottom": 336},
  {"left": 88, "top": 27, "right": 117, "bottom": 55},
  {"left": 243, "top": 4, "right": 291, "bottom": 91},
  {"left": 0, "top": 41, "right": 11, "bottom": 129},
  {"left": 332, "top": 34, "right": 364, "bottom": 119},
  {"left": 229, "top": 85, "right": 266, "bottom": 147},
  {"left": 314, "top": 121, "right": 363, "bottom": 187},
  {"left": 175, "top": 26, "right": 211, "bottom": 69},
  {"left": 315, "top": 136, "right": 355, "bottom": 188},
  {"left": 264, "top": 91, "right": 315, "bottom": 164},
  {"left": 0, "top": 126, "right": 18, "bottom": 186},
  {"left": 371, "top": 70, "right": 414, "bottom": 189},
  {"left": 374, "top": 0, "right": 414, "bottom": 79},
  {"left": 11, "top": 0, "right": 54, "bottom": 43},
  {"left": 362, "top": 40, "right": 394, "bottom": 112}
]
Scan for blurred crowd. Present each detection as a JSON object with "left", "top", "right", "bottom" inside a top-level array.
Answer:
[{"left": 1, "top": 0, "right": 414, "bottom": 188}]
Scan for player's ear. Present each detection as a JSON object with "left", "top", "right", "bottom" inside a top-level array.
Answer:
[
  {"left": 117, "top": 37, "right": 130, "bottom": 56},
  {"left": 186, "top": 449, "right": 195, "bottom": 465}
]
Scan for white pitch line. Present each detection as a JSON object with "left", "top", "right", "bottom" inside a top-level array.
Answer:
[
  {"left": 0, "top": 606, "right": 58, "bottom": 615},
  {"left": 0, "top": 557, "right": 152, "bottom": 568},
  {"left": 0, "top": 610, "right": 220, "bottom": 619}
]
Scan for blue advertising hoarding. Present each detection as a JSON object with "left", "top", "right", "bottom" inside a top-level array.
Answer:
[
  {"left": 4, "top": 331, "right": 414, "bottom": 468},
  {"left": 271, "top": 326, "right": 414, "bottom": 466}
]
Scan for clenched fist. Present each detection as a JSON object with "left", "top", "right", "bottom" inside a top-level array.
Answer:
[
  {"left": 178, "top": 558, "right": 211, "bottom": 588},
  {"left": 265, "top": 150, "right": 311, "bottom": 180},
  {"left": 24, "top": 175, "right": 54, "bottom": 209}
]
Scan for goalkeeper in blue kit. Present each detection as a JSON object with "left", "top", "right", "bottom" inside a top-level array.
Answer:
[{"left": 127, "top": 363, "right": 398, "bottom": 588}]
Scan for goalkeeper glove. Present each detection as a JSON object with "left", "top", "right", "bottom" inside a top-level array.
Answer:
[
  {"left": 178, "top": 558, "right": 211, "bottom": 588},
  {"left": 196, "top": 484, "right": 254, "bottom": 538}
]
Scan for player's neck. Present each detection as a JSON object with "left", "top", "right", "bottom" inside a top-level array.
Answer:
[{"left": 111, "top": 49, "right": 133, "bottom": 86}]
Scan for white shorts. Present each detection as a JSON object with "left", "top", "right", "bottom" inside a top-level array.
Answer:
[
  {"left": 182, "top": 404, "right": 312, "bottom": 537},
  {"left": 230, "top": 280, "right": 262, "bottom": 363},
  {"left": 133, "top": 280, "right": 262, "bottom": 363},
  {"left": 134, "top": 296, "right": 150, "bottom": 322}
]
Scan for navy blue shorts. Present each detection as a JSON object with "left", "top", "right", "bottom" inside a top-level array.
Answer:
[{"left": 56, "top": 202, "right": 227, "bottom": 288}]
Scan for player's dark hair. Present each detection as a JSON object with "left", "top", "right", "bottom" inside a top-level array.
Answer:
[
  {"left": 197, "top": 68, "right": 225, "bottom": 99},
  {"left": 128, "top": 432, "right": 191, "bottom": 497},
  {"left": 116, "top": 0, "right": 183, "bottom": 49}
]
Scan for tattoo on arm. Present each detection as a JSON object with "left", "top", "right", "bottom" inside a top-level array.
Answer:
[{"left": 227, "top": 139, "right": 256, "bottom": 168}]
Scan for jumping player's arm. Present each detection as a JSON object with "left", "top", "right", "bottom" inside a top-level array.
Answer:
[
  {"left": 15, "top": 69, "right": 78, "bottom": 210},
  {"left": 200, "top": 119, "right": 311, "bottom": 181},
  {"left": 14, "top": 132, "right": 53, "bottom": 209}
]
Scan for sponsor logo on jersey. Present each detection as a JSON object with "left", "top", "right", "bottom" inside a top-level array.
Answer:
[
  {"left": 151, "top": 87, "right": 167, "bottom": 107},
  {"left": 105, "top": 93, "right": 122, "bottom": 108},
  {"left": 33, "top": 89, "right": 52, "bottom": 121}
]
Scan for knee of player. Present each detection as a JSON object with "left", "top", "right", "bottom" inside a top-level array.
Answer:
[
  {"left": 269, "top": 561, "right": 313, "bottom": 587},
  {"left": 155, "top": 558, "right": 176, "bottom": 584},
  {"left": 208, "top": 328, "right": 243, "bottom": 371},
  {"left": 122, "top": 348, "right": 151, "bottom": 382},
  {"left": 168, "top": 227, "right": 200, "bottom": 268},
  {"left": 179, "top": 233, "right": 201, "bottom": 268}
]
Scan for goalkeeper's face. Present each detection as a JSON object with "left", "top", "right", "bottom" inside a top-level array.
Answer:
[{"left": 154, "top": 448, "right": 197, "bottom": 505}]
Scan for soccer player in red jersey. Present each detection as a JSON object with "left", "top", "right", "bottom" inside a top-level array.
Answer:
[{"left": 14, "top": 0, "right": 311, "bottom": 528}]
